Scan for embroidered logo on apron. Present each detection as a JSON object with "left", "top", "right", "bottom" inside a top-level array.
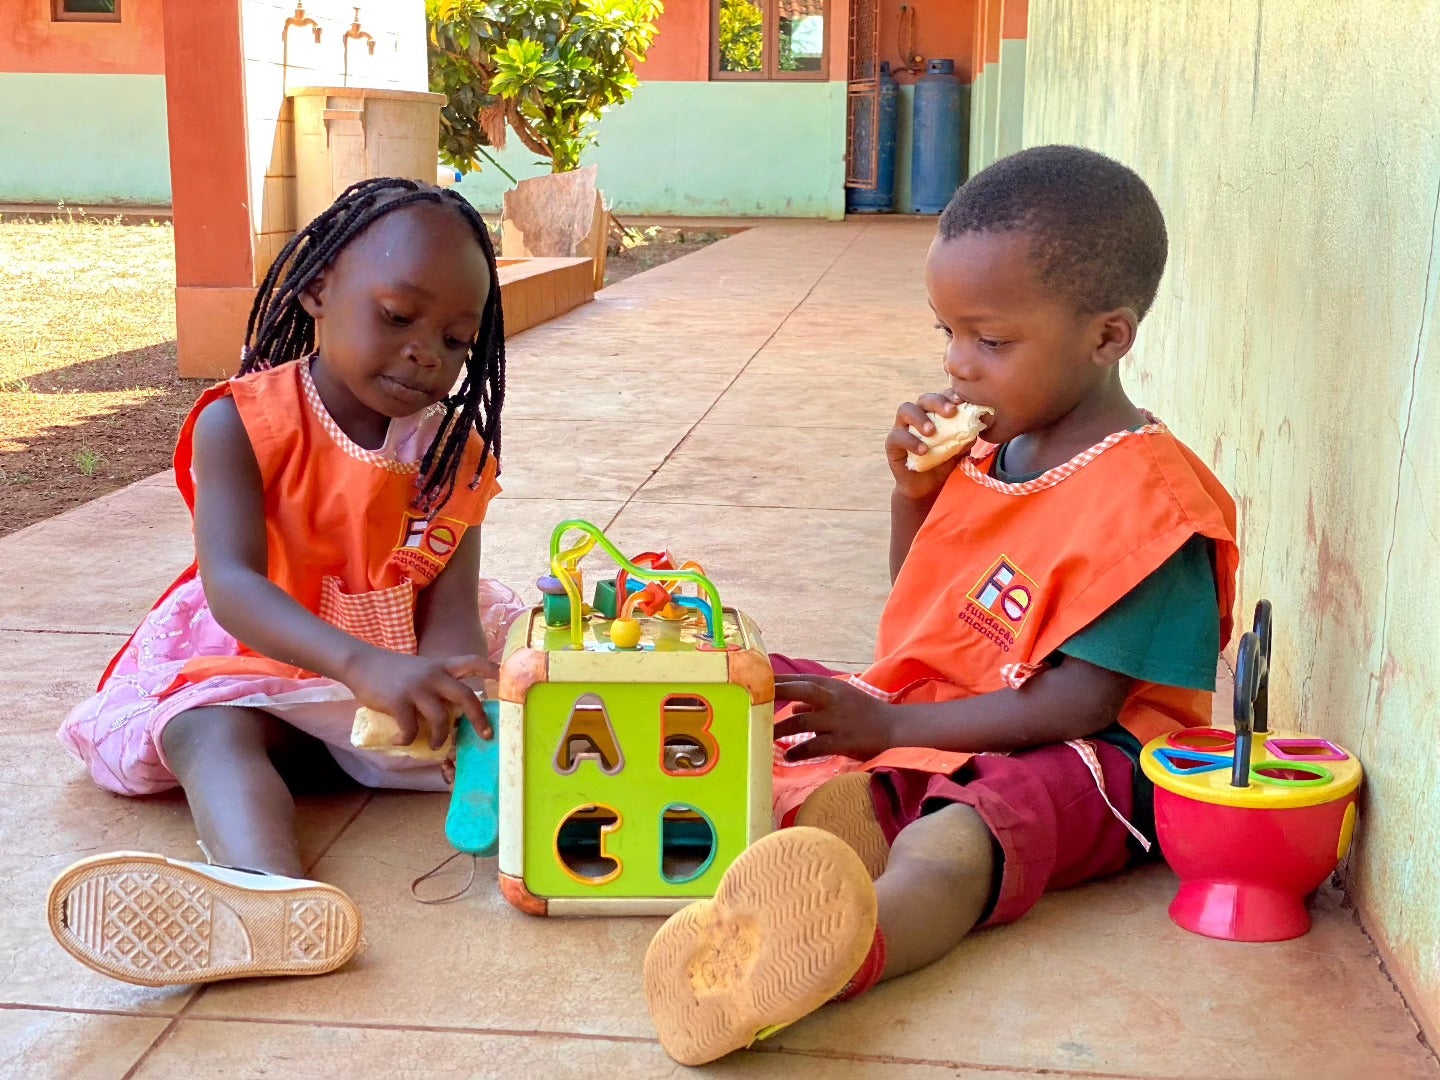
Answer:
[{"left": 961, "top": 555, "right": 1039, "bottom": 650}]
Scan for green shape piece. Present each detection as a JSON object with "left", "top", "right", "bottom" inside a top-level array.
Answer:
[
  {"left": 542, "top": 591, "right": 572, "bottom": 627},
  {"left": 593, "top": 578, "right": 619, "bottom": 620}
]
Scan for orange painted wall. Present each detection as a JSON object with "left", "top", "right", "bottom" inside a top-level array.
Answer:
[
  {"left": 1002, "top": 0, "right": 1028, "bottom": 39},
  {"left": 0, "top": 0, "right": 165, "bottom": 75},
  {"left": 879, "top": 0, "right": 976, "bottom": 83},
  {"left": 638, "top": 0, "right": 710, "bottom": 80}
]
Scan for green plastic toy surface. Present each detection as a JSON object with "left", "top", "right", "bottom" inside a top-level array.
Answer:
[{"left": 522, "top": 681, "right": 752, "bottom": 899}]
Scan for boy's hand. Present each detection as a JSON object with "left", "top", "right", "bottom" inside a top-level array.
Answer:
[
  {"left": 886, "top": 388, "right": 969, "bottom": 502},
  {"left": 773, "top": 675, "right": 898, "bottom": 761},
  {"left": 344, "top": 649, "right": 495, "bottom": 749}
]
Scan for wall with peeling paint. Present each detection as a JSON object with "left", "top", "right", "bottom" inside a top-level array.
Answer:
[{"left": 1023, "top": 0, "right": 1440, "bottom": 1031}]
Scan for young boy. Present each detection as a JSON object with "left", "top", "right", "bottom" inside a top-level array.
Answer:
[{"left": 641, "top": 146, "right": 1240, "bottom": 1066}]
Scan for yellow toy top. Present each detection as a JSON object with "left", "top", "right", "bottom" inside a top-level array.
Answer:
[
  {"left": 497, "top": 521, "right": 775, "bottom": 705},
  {"left": 526, "top": 607, "right": 752, "bottom": 656},
  {"left": 1140, "top": 728, "right": 1362, "bottom": 810}
]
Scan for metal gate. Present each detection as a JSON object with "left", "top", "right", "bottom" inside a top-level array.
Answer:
[{"left": 844, "top": 0, "right": 881, "bottom": 189}]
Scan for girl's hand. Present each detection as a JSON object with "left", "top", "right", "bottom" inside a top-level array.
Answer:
[
  {"left": 344, "top": 649, "right": 495, "bottom": 749},
  {"left": 885, "top": 388, "right": 968, "bottom": 502},
  {"left": 772, "top": 675, "right": 899, "bottom": 761}
]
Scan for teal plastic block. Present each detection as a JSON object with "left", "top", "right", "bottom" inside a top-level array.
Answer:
[{"left": 445, "top": 700, "right": 502, "bottom": 857}]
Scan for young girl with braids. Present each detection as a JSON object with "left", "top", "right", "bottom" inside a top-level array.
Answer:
[{"left": 48, "top": 178, "right": 526, "bottom": 986}]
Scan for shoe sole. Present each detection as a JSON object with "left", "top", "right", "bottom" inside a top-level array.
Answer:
[
  {"left": 643, "top": 827, "right": 877, "bottom": 1066},
  {"left": 795, "top": 772, "right": 891, "bottom": 880},
  {"left": 47, "top": 852, "right": 362, "bottom": 987}
]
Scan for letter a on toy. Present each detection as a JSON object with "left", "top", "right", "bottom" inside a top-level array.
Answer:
[{"left": 553, "top": 693, "right": 625, "bottom": 776}]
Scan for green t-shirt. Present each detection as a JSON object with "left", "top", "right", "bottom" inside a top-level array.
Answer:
[{"left": 994, "top": 439, "right": 1222, "bottom": 854}]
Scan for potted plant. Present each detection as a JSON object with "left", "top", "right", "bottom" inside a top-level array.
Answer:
[{"left": 427, "top": 0, "right": 662, "bottom": 277}]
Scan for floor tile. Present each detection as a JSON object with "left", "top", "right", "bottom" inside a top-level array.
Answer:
[
  {"left": 0, "top": 750, "right": 363, "bottom": 1014},
  {"left": 501, "top": 367, "right": 733, "bottom": 426},
  {"left": 0, "top": 641, "right": 365, "bottom": 1012},
  {"left": 496, "top": 420, "right": 691, "bottom": 502},
  {"left": 132, "top": 1017, "right": 1000, "bottom": 1079},
  {"left": 634, "top": 423, "right": 892, "bottom": 511},
  {"left": 704, "top": 372, "right": 927, "bottom": 431},
  {"left": 601, "top": 502, "right": 890, "bottom": 664},
  {"left": 187, "top": 792, "right": 664, "bottom": 1035},
  {"left": 508, "top": 312, "right": 769, "bottom": 374},
  {"left": 0, "top": 1007, "right": 169, "bottom": 1079},
  {"left": 0, "top": 630, "right": 130, "bottom": 737},
  {"left": 745, "top": 305, "right": 944, "bottom": 381},
  {"left": 0, "top": 475, "right": 191, "bottom": 634},
  {"left": 773, "top": 865, "right": 1440, "bottom": 1080}
]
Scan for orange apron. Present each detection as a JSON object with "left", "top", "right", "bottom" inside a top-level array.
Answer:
[
  {"left": 98, "top": 362, "right": 499, "bottom": 690},
  {"left": 774, "top": 423, "right": 1238, "bottom": 821}
]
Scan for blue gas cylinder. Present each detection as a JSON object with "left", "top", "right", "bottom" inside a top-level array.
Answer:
[
  {"left": 846, "top": 62, "right": 899, "bottom": 213},
  {"left": 911, "top": 58, "right": 964, "bottom": 214}
]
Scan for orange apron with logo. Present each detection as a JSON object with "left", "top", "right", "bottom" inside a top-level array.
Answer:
[
  {"left": 773, "top": 424, "right": 1238, "bottom": 821},
  {"left": 98, "top": 362, "right": 498, "bottom": 690}
]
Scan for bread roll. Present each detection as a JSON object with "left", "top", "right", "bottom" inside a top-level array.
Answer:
[
  {"left": 350, "top": 706, "right": 456, "bottom": 761},
  {"left": 349, "top": 681, "right": 497, "bottom": 761},
  {"left": 904, "top": 402, "right": 993, "bottom": 472}
]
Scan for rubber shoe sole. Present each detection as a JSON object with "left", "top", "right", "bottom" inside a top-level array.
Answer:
[
  {"left": 47, "top": 851, "right": 362, "bottom": 987},
  {"left": 643, "top": 827, "right": 877, "bottom": 1066},
  {"left": 794, "top": 771, "right": 892, "bottom": 879}
]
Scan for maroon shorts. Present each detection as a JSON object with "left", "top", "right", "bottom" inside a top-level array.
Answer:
[{"left": 771, "top": 654, "right": 1140, "bottom": 927}]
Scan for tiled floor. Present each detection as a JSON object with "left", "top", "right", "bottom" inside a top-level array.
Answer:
[{"left": 1, "top": 221, "right": 1435, "bottom": 1078}]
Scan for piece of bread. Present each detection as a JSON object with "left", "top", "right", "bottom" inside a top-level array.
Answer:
[
  {"left": 904, "top": 402, "right": 994, "bottom": 472},
  {"left": 350, "top": 706, "right": 456, "bottom": 761},
  {"left": 349, "top": 681, "right": 497, "bottom": 762}
]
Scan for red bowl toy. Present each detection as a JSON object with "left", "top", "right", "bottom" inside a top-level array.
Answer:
[{"left": 1141, "top": 603, "right": 1363, "bottom": 942}]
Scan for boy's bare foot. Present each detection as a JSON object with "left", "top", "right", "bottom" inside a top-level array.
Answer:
[
  {"left": 794, "top": 771, "right": 891, "bottom": 879},
  {"left": 644, "top": 827, "right": 877, "bottom": 1066},
  {"left": 47, "top": 851, "right": 362, "bottom": 987}
]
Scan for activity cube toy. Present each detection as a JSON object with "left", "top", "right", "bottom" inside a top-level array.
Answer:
[
  {"left": 446, "top": 520, "right": 775, "bottom": 917},
  {"left": 1141, "top": 601, "right": 1364, "bottom": 942}
]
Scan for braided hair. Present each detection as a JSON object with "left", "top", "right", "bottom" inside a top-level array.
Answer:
[{"left": 239, "top": 176, "right": 505, "bottom": 514}]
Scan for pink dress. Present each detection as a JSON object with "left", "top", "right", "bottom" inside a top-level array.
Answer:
[{"left": 59, "top": 364, "right": 530, "bottom": 796}]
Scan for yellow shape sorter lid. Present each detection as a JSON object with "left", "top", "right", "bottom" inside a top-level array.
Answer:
[
  {"left": 506, "top": 606, "right": 769, "bottom": 690},
  {"left": 1140, "top": 728, "right": 1363, "bottom": 810}
]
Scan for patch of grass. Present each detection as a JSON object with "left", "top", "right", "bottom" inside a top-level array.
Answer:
[{"left": 75, "top": 447, "right": 106, "bottom": 477}]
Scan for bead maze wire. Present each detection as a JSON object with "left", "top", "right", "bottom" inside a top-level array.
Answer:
[{"left": 547, "top": 520, "right": 728, "bottom": 650}]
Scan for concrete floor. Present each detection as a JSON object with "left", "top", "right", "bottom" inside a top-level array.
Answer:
[{"left": 1, "top": 221, "right": 1435, "bottom": 1078}]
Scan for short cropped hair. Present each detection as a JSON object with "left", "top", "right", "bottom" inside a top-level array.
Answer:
[{"left": 938, "top": 145, "right": 1168, "bottom": 319}]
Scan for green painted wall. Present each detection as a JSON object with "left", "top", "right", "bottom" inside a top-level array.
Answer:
[
  {"left": 892, "top": 84, "right": 917, "bottom": 216},
  {"left": 995, "top": 38, "right": 1026, "bottom": 161},
  {"left": 969, "top": 42, "right": 1025, "bottom": 176},
  {"left": 968, "top": 64, "right": 990, "bottom": 177},
  {"left": 456, "top": 81, "right": 848, "bottom": 219},
  {"left": 0, "top": 74, "right": 171, "bottom": 205},
  {"left": 1025, "top": 0, "right": 1440, "bottom": 1031}
]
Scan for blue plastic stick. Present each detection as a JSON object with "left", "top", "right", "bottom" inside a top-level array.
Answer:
[{"left": 445, "top": 700, "right": 502, "bottom": 857}]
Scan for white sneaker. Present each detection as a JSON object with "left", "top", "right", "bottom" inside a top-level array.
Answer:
[{"left": 47, "top": 851, "right": 362, "bottom": 987}]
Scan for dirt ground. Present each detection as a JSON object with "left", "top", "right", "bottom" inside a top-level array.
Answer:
[
  {"left": 0, "top": 216, "right": 728, "bottom": 537},
  {"left": 603, "top": 224, "right": 732, "bottom": 286},
  {"left": 0, "top": 216, "right": 197, "bottom": 536}
]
